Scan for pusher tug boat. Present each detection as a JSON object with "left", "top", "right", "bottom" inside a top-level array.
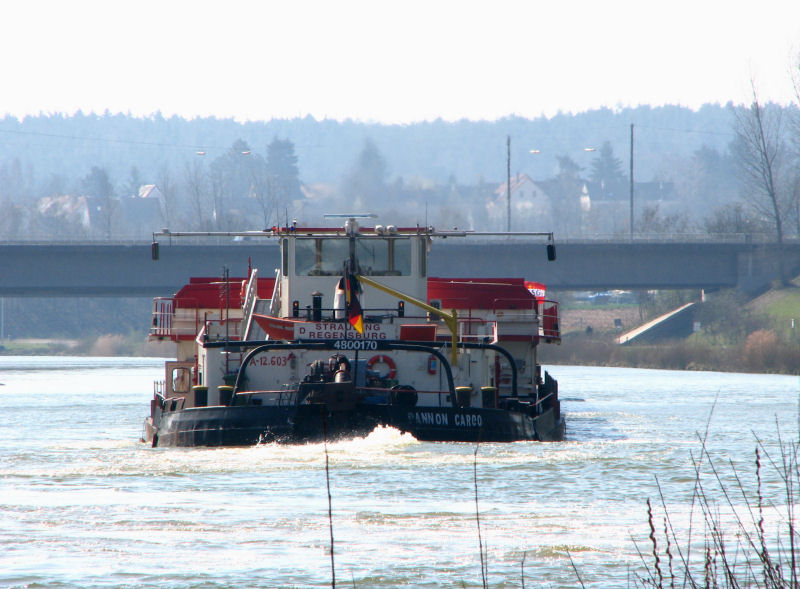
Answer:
[{"left": 143, "top": 215, "right": 564, "bottom": 447}]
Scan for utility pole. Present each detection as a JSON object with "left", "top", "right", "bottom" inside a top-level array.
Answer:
[
  {"left": 629, "top": 123, "right": 634, "bottom": 241},
  {"left": 506, "top": 135, "right": 511, "bottom": 232}
]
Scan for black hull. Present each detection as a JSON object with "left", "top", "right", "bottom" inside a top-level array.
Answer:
[
  {"left": 148, "top": 403, "right": 565, "bottom": 447},
  {"left": 151, "top": 406, "right": 296, "bottom": 447},
  {"left": 381, "top": 405, "right": 565, "bottom": 443}
]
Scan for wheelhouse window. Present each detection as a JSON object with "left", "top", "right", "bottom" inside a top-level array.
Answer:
[
  {"left": 295, "top": 238, "right": 350, "bottom": 276},
  {"left": 357, "top": 237, "right": 411, "bottom": 276},
  {"left": 294, "top": 237, "right": 411, "bottom": 276}
]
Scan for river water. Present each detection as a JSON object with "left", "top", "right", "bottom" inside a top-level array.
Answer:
[{"left": 1, "top": 356, "right": 798, "bottom": 588}]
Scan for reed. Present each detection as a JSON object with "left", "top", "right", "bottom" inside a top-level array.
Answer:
[
  {"left": 567, "top": 549, "right": 587, "bottom": 589},
  {"left": 633, "top": 428, "right": 800, "bottom": 588},
  {"left": 473, "top": 442, "right": 489, "bottom": 589},
  {"left": 322, "top": 411, "right": 336, "bottom": 589}
]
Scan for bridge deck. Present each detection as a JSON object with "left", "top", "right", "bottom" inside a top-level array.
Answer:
[{"left": 0, "top": 241, "right": 794, "bottom": 297}]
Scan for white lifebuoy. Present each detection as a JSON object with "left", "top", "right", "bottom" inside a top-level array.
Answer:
[{"left": 366, "top": 354, "right": 397, "bottom": 380}]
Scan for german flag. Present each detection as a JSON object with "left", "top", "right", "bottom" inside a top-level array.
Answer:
[{"left": 345, "top": 274, "right": 364, "bottom": 334}]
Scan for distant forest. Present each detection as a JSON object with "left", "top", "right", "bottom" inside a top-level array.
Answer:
[{"left": 1, "top": 102, "right": 798, "bottom": 239}]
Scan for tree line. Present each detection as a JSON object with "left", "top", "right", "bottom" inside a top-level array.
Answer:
[{"left": 0, "top": 99, "right": 798, "bottom": 241}]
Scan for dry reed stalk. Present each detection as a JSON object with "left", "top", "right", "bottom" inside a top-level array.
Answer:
[
  {"left": 648, "top": 498, "right": 664, "bottom": 588},
  {"left": 566, "top": 549, "right": 587, "bottom": 589},
  {"left": 322, "top": 411, "right": 336, "bottom": 589},
  {"left": 473, "top": 442, "right": 488, "bottom": 589},
  {"left": 664, "top": 516, "right": 675, "bottom": 588}
]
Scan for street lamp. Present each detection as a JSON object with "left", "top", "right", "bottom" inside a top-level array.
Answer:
[
  {"left": 528, "top": 147, "right": 595, "bottom": 154},
  {"left": 629, "top": 123, "right": 634, "bottom": 241},
  {"left": 506, "top": 136, "right": 511, "bottom": 231}
]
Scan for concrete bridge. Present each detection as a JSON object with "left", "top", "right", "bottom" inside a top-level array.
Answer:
[{"left": 0, "top": 239, "right": 797, "bottom": 297}]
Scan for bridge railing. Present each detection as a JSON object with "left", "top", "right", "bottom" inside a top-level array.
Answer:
[
  {"left": 557, "top": 232, "right": 782, "bottom": 244},
  {"left": 0, "top": 232, "right": 793, "bottom": 246}
]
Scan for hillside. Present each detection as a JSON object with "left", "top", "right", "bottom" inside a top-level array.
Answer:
[
  {"left": 746, "top": 279, "right": 800, "bottom": 341},
  {"left": 546, "top": 284, "right": 800, "bottom": 373},
  {"left": 0, "top": 106, "right": 737, "bottom": 188}
]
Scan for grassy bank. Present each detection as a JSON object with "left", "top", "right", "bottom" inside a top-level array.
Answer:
[
  {"left": 547, "top": 285, "right": 800, "bottom": 374},
  {"left": 545, "top": 333, "right": 800, "bottom": 374}
]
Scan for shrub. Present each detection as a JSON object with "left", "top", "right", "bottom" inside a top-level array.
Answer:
[
  {"left": 90, "top": 334, "right": 130, "bottom": 356},
  {"left": 741, "top": 329, "right": 780, "bottom": 372}
]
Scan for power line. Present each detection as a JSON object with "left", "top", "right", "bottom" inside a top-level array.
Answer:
[
  {"left": 0, "top": 126, "right": 328, "bottom": 153},
  {"left": 0, "top": 127, "right": 212, "bottom": 151},
  {"left": 634, "top": 124, "right": 736, "bottom": 137}
]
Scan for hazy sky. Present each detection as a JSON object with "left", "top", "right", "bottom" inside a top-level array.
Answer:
[{"left": 2, "top": 0, "right": 799, "bottom": 124}]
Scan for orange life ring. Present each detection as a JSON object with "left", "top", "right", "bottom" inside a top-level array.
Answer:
[{"left": 366, "top": 354, "right": 397, "bottom": 380}]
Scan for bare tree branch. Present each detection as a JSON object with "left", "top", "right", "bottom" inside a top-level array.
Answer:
[{"left": 733, "top": 80, "right": 792, "bottom": 283}]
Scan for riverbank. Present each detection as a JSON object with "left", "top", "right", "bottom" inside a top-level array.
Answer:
[
  {"left": 2, "top": 285, "right": 798, "bottom": 374},
  {"left": 545, "top": 284, "right": 800, "bottom": 374},
  {"left": 4, "top": 330, "right": 795, "bottom": 374},
  {"left": 0, "top": 335, "right": 171, "bottom": 357},
  {"left": 544, "top": 333, "right": 800, "bottom": 374}
]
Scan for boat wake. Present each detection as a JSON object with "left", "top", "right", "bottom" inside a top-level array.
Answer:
[{"left": 328, "top": 425, "right": 419, "bottom": 451}]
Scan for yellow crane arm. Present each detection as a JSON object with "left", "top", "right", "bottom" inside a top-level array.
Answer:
[{"left": 355, "top": 274, "right": 459, "bottom": 364}]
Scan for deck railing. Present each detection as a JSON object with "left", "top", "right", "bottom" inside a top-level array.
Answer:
[
  {"left": 203, "top": 317, "right": 244, "bottom": 341},
  {"left": 149, "top": 297, "right": 202, "bottom": 339},
  {"left": 540, "top": 300, "right": 560, "bottom": 341},
  {"left": 150, "top": 298, "right": 174, "bottom": 337}
]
